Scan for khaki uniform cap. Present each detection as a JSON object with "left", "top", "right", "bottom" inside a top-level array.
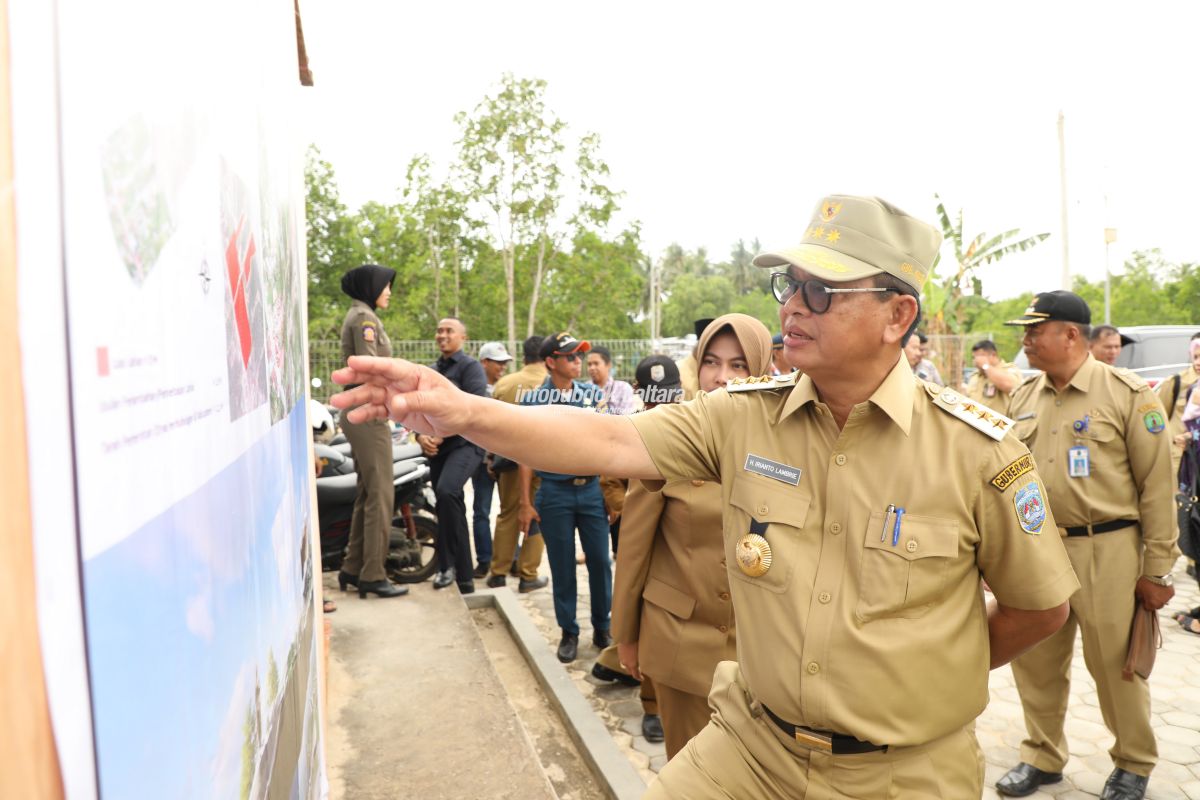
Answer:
[{"left": 752, "top": 195, "right": 942, "bottom": 292}]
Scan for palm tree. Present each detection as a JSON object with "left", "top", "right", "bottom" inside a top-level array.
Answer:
[{"left": 923, "top": 195, "right": 1049, "bottom": 384}]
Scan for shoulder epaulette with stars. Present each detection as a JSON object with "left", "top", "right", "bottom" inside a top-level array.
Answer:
[
  {"left": 725, "top": 373, "right": 798, "bottom": 392},
  {"left": 925, "top": 384, "right": 1012, "bottom": 442}
]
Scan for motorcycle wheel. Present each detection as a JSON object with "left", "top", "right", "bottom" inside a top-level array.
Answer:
[{"left": 386, "top": 514, "right": 438, "bottom": 584}]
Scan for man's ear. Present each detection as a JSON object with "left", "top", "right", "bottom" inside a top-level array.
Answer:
[{"left": 883, "top": 295, "right": 919, "bottom": 346}]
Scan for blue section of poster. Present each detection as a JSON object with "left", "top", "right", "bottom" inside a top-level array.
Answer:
[{"left": 83, "top": 404, "right": 318, "bottom": 799}]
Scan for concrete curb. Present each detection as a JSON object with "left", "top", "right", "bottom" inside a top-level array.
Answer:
[{"left": 466, "top": 589, "right": 648, "bottom": 800}]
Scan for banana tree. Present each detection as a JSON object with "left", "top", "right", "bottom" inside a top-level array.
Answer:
[{"left": 923, "top": 195, "right": 1049, "bottom": 384}]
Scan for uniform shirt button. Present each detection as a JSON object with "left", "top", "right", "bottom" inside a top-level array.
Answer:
[
  {"left": 829, "top": 521, "right": 842, "bottom": 534},
  {"left": 906, "top": 540, "right": 918, "bottom": 553},
  {"left": 757, "top": 504, "right": 769, "bottom": 516},
  {"left": 1055, "top": 400, "right": 1063, "bottom": 407},
  {"left": 718, "top": 624, "right": 728, "bottom": 633},
  {"left": 718, "top": 591, "right": 730, "bottom": 601},
  {"left": 806, "top": 662, "right": 820, "bottom": 675},
  {"left": 834, "top": 454, "right": 847, "bottom": 466},
  {"left": 818, "top": 591, "right": 831, "bottom": 604}
]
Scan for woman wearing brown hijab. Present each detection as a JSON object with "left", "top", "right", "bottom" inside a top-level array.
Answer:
[{"left": 612, "top": 313, "right": 774, "bottom": 758}]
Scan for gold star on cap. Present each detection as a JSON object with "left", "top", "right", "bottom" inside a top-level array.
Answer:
[{"left": 825, "top": 229, "right": 841, "bottom": 243}]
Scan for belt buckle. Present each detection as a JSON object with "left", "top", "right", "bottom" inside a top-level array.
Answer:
[
  {"left": 793, "top": 726, "right": 834, "bottom": 753},
  {"left": 572, "top": 477, "right": 587, "bottom": 486}
]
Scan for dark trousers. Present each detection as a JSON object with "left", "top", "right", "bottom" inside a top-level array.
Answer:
[
  {"left": 536, "top": 478, "right": 612, "bottom": 636},
  {"left": 340, "top": 417, "right": 393, "bottom": 582},
  {"left": 431, "top": 443, "right": 484, "bottom": 580},
  {"left": 471, "top": 461, "right": 495, "bottom": 567}
]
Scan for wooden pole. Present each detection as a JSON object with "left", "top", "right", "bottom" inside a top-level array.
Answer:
[
  {"left": 0, "top": 0, "right": 66, "bottom": 792},
  {"left": 1057, "top": 110, "right": 1070, "bottom": 290}
]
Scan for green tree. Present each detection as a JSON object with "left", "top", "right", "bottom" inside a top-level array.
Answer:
[
  {"left": 305, "top": 146, "right": 366, "bottom": 337},
  {"left": 924, "top": 195, "right": 1049, "bottom": 380},
  {"left": 454, "top": 74, "right": 566, "bottom": 351}
]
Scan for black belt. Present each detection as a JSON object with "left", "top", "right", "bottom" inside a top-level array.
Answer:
[
  {"left": 1063, "top": 519, "right": 1137, "bottom": 537},
  {"left": 763, "top": 705, "right": 887, "bottom": 755},
  {"left": 545, "top": 476, "right": 596, "bottom": 486}
]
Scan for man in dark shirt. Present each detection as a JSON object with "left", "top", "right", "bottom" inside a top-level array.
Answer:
[{"left": 416, "top": 317, "right": 489, "bottom": 593}]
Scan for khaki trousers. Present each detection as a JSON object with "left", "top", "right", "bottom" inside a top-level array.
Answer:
[
  {"left": 1011, "top": 526, "right": 1156, "bottom": 776},
  {"left": 653, "top": 681, "right": 712, "bottom": 760},
  {"left": 488, "top": 468, "right": 544, "bottom": 581},
  {"left": 340, "top": 417, "right": 393, "bottom": 582},
  {"left": 647, "top": 662, "right": 984, "bottom": 799}
]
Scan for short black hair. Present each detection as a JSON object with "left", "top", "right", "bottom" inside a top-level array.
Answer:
[
  {"left": 523, "top": 336, "right": 545, "bottom": 364},
  {"left": 1089, "top": 324, "right": 1120, "bottom": 342},
  {"left": 971, "top": 339, "right": 998, "bottom": 354},
  {"left": 589, "top": 345, "right": 612, "bottom": 365},
  {"left": 1190, "top": 331, "right": 1200, "bottom": 342}
]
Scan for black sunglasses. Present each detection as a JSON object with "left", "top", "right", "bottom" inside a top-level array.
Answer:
[
  {"left": 770, "top": 272, "right": 898, "bottom": 314},
  {"left": 551, "top": 352, "right": 581, "bottom": 362}
]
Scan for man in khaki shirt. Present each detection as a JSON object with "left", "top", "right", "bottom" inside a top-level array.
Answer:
[
  {"left": 329, "top": 195, "right": 1077, "bottom": 799},
  {"left": 999, "top": 291, "right": 1179, "bottom": 800},
  {"left": 484, "top": 336, "right": 549, "bottom": 591},
  {"left": 963, "top": 338, "right": 1023, "bottom": 415}
]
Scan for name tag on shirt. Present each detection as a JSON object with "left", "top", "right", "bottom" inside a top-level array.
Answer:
[
  {"left": 744, "top": 454, "right": 802, "bottom": 486},
  {"left": 1068, "top": 445, "right": 1090, "bottom": 478}
]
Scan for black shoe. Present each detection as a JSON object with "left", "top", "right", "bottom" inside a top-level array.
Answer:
[
  {"left": 457, "top": 581, "right": 475, "bottom": 595},
  {"left": 641, "top": 714, "right": 664, "bottom": 743},
  {"left": 518, "top": 576, "right": 548, "bottom": 593},
  {"left": 593, "top": 629, "right": 613, "bottom": 649},
  {"left": 485, "top": 574, "right": 506, "bottom": 589},
  {"left": 557, "top": 632, "right": 579, "bottom": 663},
  {"left": 357, "top": 579, "right": 408, "bottom": 599},
  {"left": 432, "top": 568, "right": 456, "bottom": 590},
  {"left": 591, "top": 662, "right": 640, "bottom": 686},
  {"left": 337, "top": 571, "right": 359, "bottom": 591},
  {"left": 1100, "top": 768, "right": 1148, "bottom": 800},
  {"left": 509, "top": 560, "right": 520, "bottom": 577},
  {"left": 472, "top": 562, "right": 491, "bottom": 579},
  {"left": 995, "top": 763, "right": 1063, "bottom": 797}
]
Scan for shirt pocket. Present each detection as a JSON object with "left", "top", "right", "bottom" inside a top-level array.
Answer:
[
  {"left": 643, "top": 577, "right": 696, "bottom": 620},
  {"left": 726, "top": 475, "right": 811, "bottom": 594},
  {"left": 1013, "top": 415, "right": 1038, "bottom": 447},
  {"left": 1077, "top": 415, "right": 1120, "bottom": 472},
  {"left": 856, "top": 512, "right": 959, "bottom": 622}
]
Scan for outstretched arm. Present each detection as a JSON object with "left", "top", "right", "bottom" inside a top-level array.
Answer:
[{"left": 331, "top": 356, "right": 662, "bottom": 480}]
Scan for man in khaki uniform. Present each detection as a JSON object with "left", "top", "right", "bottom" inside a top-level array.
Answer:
[
  {"left": 999, "top": 291, "right": 1179, "bottom": 800},
  {"left": 1155, "top": 331, "right": 1200, "bottom": 481},
  {"left": 329, "top": 195, "right": 1078, "bottom": 799},
  {"left": 963, "top": 339, "right": 1023, "bottom": 415},
  {"left": 485, "top": 336, "right": 549, "bottom": 591}
]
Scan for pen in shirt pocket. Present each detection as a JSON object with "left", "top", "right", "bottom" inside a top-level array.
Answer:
[{"left": 880, "top": 504, "right": 895, "bottom": 541}]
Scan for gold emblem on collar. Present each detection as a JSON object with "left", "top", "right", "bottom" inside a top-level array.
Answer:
[{"left": 736, "top": 533, "right": 772, "bottom": 577}]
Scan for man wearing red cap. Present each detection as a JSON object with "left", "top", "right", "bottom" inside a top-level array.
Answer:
[{"left": 517, "top": 333, "right": 612, "bottom": 663}]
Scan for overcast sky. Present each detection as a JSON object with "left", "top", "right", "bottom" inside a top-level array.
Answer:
[{"left": 299, "top": 0, "right": 1200, "bottom": 302}]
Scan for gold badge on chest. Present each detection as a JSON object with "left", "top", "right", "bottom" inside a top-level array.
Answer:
[{"left": 736, "top": 519, "right": 772, "bottom": 577}]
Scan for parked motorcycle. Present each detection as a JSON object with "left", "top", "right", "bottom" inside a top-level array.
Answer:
[{"left": 314, "top": 440, "right": 439, "bottom": 584}]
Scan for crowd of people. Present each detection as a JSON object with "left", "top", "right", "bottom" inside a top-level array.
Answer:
[{"left": 327, "top": 193, "right": 1195, "bottom": 800}]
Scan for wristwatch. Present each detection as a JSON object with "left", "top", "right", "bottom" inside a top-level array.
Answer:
[{"left": 1142, "top": 573, "right": 1173, "bottom": 587}]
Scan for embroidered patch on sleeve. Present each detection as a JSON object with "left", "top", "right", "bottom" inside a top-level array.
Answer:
[
  {"left": 361, "top": 323, "right": 376, "bottom": 343},
  {"left": 1143, "top": 410, "right": 1165, "bottom": 433},
  {"left": 990, "top": 454, "right": 1035, "bottom": 491},
  {"left": 1014, "top": 481, "right": 1046, "bottom": 534}
]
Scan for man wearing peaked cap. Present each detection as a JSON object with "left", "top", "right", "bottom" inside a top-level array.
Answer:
[
  {"left": 329, "top": 194, "right": 1078, "bottom": 799},
  {"left": 998, "top": 290, "right": 1177, "bottom": 800}
]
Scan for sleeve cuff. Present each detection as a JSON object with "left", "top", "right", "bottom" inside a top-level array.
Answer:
[{"left": 992, "top": 565, "right": 1080, "bottom": 611}]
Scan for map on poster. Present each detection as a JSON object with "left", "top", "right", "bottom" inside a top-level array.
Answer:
[{"left": 53, "top": 0, "right": 324, "bottom": 796}]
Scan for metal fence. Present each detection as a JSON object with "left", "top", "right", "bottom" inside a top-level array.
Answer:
[{"left": 309, "top": 338, "right": 695, "bottom": 402}]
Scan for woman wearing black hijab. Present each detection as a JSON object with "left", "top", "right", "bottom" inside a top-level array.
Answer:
[{"left": 337, "top": 264, "right": 407, "bottom": 598}]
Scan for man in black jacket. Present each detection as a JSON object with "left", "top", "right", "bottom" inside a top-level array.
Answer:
[{"left": 415, "top": 318, "right": 489, "bottom": 593}]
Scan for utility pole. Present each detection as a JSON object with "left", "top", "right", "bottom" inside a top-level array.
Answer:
[
  {"left": 1058, "top": 111, "right": 1070, "bottom": 290},
  {"left": 1104, "top": 221, "right": 1117, "bottom": 324}
]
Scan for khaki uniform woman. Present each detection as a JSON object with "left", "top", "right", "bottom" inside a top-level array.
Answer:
[
  {"left": 613, "top": 313, "right": 773, "bottom": 757},
  {"left": 338, "top": 264, "right": 407, "bottom": 598}
]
